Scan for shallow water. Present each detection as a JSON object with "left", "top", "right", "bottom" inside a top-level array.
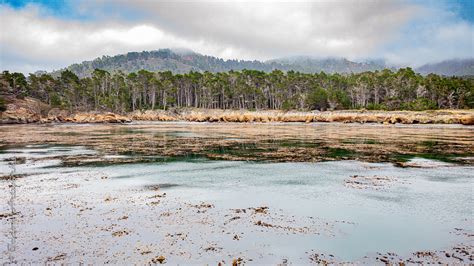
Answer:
[
  {"left": 105, "top": 159, "right": 472, "bottom": 256},
  {"left": 0, "top": 123, "right": 473, "bottom": 264},
  {"left": 1, "top": 122, "right": 474, "bottom": 164}
]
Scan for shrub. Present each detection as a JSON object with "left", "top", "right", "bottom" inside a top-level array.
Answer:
[
  {"left": 366, "top": 103, "right": 388, "bottom": 110},
  {"left": 0, "top": 96, "right": 6, "bottom": 112},
  {"left": 50, "top": 94, "right": 63, "bottom": 108},
  {"left": 307, "top": 87, "right": 329, "bottom": 111},
  {"left": 401, "top": 98, "right": 437, "bottom": 111},
  {"left": 282, "top": 99, "right": 296, "bottom": 111},
  {"left": 328, "top": 88, "right": 351, "bottom": 109}
]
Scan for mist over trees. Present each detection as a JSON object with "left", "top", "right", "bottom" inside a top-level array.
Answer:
[
  {"left": 52, "top": 49, "right": 474, "bottom": 78},
  {"left": 1, "top": 68, "right": 473, "bottom": 113},
  {"left": 54, "top": 49, "right": 391, "bottom": 78}
]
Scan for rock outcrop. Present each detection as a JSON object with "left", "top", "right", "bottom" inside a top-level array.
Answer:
[
  {"left": 0, "top": 96, "right": 130, "bottom": 124},
  {"left": 40, "top": 112, "right": 131, "bottom": 123},
  {"left": 1, "top": 96, "right": 473, "bottom": 125},
  {"left": 0, "top": 96, "right": 49, "bottom": 123},
  {"left": 68, "top": 112, "right": 131, "bottom": 123},
  {"left": 128, "top": 110, "right": 177, "bottom": 121},
  {"left": 460, "top": 115, "right": 474, "bottom": 125},
  {"left": 145, "top": 108, "right": 474, "bottom": 125}
]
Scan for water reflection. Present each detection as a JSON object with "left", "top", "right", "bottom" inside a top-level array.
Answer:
[
  {"left": 1, "top": 123, "right": 472, "bottom": 165},
  {"left": 0, "top": 123, "right": 473, "bottom": 263}
]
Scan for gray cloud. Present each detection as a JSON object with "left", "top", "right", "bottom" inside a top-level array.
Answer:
[
  {"left": 0, "top": 0, "right": 472, "bottom": 73},
  {"left": 109, "top": 1, "right": 418, "bottom": 59}
]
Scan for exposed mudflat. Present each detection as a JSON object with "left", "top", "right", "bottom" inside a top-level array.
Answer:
[{"left": 0, "top": 123, "right": 473, "bottom": 264}]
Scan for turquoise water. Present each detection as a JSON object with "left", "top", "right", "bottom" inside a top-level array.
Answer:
[
  {"left": 100, "top": 159, "right": 472, "bottom": 259},
  {"left": 1, "top": 144, "right": 472, "bottom": 263}
]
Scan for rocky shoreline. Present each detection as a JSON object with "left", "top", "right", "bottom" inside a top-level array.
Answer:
[
  {"left": 0, "top": 96, "right": 131, "bottom": 124},
  {"left": 1, "top": 96, "right": 473, "bottom": 125}
]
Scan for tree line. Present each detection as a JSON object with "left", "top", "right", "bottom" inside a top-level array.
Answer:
[{"left": 1, "top": 68, "right": 473, "bottom": 113}]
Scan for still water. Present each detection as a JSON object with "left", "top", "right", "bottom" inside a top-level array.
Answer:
[{"left": 0, "top": 122, "right": 473, "bottom": 264}]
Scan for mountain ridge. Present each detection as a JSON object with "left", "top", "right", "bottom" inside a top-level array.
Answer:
[
  {"left": 416, "top": 58, "right": 474, "bottom": 76},
  {"left": 51, "top": 49, "right": 473, "bottom": 77}
]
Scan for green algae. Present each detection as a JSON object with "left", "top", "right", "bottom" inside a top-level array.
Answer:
[{"left": 325, "top": 148, "right": 357, "bottom": 159}]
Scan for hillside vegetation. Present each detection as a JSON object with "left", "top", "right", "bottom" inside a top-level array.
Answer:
[
  {"left": 416, "top": 59, "right": 474, "bottom": 77},
  {"left": 1, "top": 67, "right": 473, "bottom": 115},
  {"left": 53, "top": 49, "right": 389, "bottom": 78},
  {"left": 50, "top": 49, "right": 474, "bottom": 78}
]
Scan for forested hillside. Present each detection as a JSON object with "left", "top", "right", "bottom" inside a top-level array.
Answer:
[
  {"left": 416, "top": 59, "right": 474, "bottom": 77},
  {"left": 2, "top": 68, "right": 473, "bottom": 113},
  {"left": 53, "top": 49, "right": 390, "bottom": 78}
]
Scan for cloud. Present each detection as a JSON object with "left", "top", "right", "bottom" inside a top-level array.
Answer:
[
  {"left": 0, "top": 0, "right": 472, "bottom": 73},
  {"left": 385, "top": 22, "right": 474, "bottom": 67},
  {"left": 382, "top": 1, "right": 474, "bottom": 66},
  {"left": 0, "top": 5, "right": 197, "bottom": 72},
  {"left": 108, "top": 1, "right": 418, "bottom": 59}
]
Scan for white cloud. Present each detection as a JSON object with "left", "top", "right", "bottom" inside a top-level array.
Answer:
[
  {"left": 0, "top": 5, "right": 201, "bottom": 72},
  {"left": 387, "top": 23, "right": 473, "bottom": 67},
  {"left": 0, "top": 0, "right": 472, "bottom": 73},
  {"left": 382, "top": 4, "right": 474, "bottom": 67},
  {"left": 109, "top": 1, "right": 418, "bottom": 59}
]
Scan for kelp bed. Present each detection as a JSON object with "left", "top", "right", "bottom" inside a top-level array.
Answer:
[{"left": 1, "top": 122, "right": 473, "bottom": 167}]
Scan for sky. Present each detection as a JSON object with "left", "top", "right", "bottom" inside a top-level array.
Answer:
[{"left": 0, "top": 0, "right": 473, "bottom": 73}]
